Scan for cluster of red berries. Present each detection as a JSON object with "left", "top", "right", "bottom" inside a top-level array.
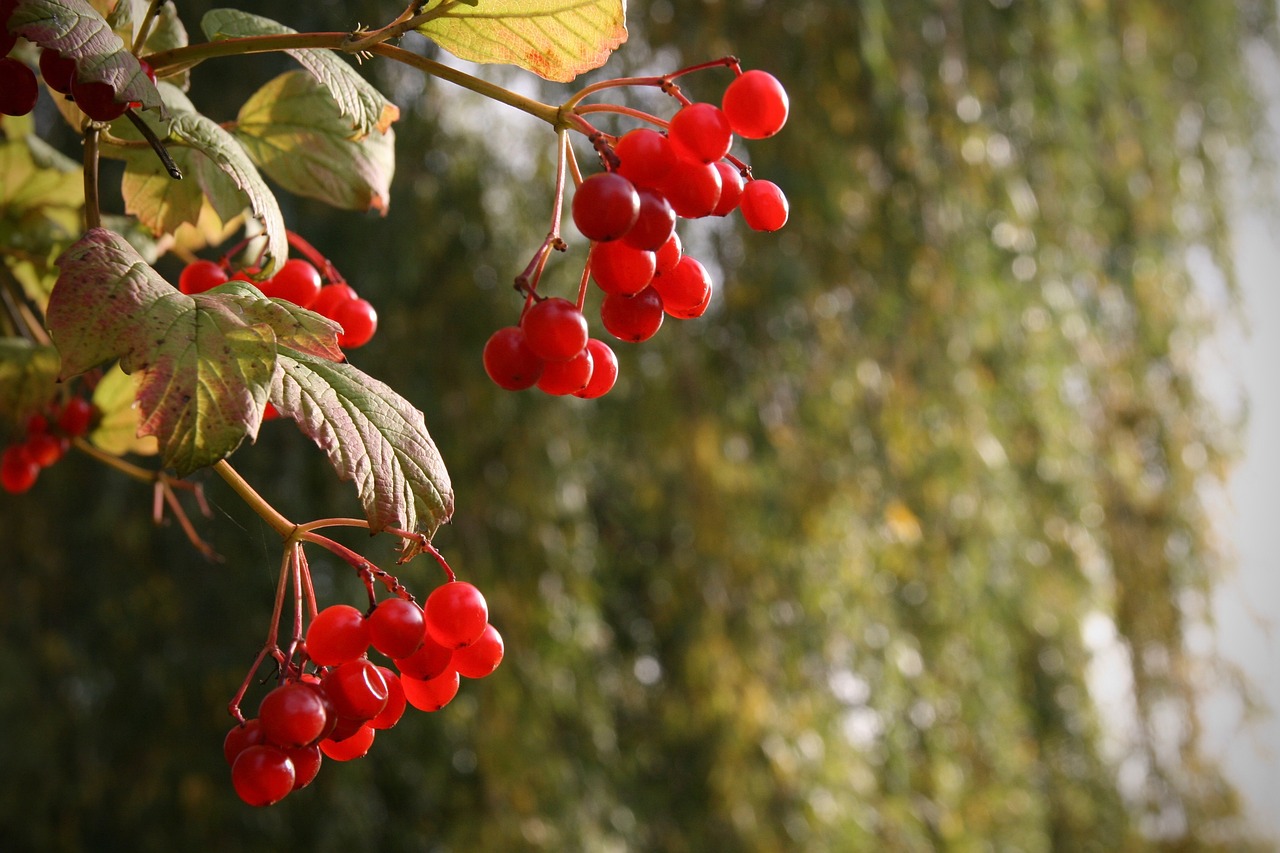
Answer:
[
  {"left": 179, "top": 256, "right": 378, "bottom": 350},
  {"left": 0, "top": 5, "right": 153, "bottom": 121},
  {"left": 225, "top": 580, "right": 502, "bottom": 806},
  {"left": 482, "top": 68, "right": 789, "bottom": 397},
  {"left": 1, "top": 397, "right": 96, "bottom": 494}
]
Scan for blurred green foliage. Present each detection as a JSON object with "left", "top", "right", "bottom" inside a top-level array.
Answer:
[{"left": 1, "top": 0, "right": 1275, "bottom": 850}]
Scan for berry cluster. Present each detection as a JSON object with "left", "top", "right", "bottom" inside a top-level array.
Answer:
[
  {"left": 179, "top": 253, "right": 378, "bottom": 350},
  {"left": 1, "top": 397, "right": 96, "bottom": 494},
  {"left": 0, "top": 4, "right": 38, "bottom": 118},
  {"left": 225, "top": 580, "right": 502, "bottom": 806},
  {"left": 483, "top": 66, "right": 789, "bottom": 397}
]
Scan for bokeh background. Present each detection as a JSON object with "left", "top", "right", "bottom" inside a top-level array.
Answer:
[{"left": 2, "top": 1, "right": 1278, "bottom": 850}]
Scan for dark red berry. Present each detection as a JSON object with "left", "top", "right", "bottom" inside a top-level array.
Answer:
[
  {"left": 571, "top": 172, "right": 640, "bottom": 242},
  {"left": 0, "top": 58, "right": 38, "bottom": 117},
  {"left": 623, "top": 188, "right": 677, "bottom": 251},
  {"left": 231, "top": 745, "right": 295, "bottom": 806},
  {"left": 282, "top": 744, "right": 322, "bottom": 790},
  {"left": 323, "top": 659, "right": 389, "bottom": 722},
  {"left": 38, "top": 49, "right": 76, "bottom": 96},
  {"left": 258, "top": 681, "right": 330, "bottom": 749},
  {"left": 224, "top": 718, "right": 267, "bottom": 765},
  {"left": 482, "top": 326, "right": 544, "bottom": 391},
  {"left": 71, "top": 77, "right": 127, "bottom": 122},
  {"left": 1, "top": 444, "right": 39, "bottom": 494}
]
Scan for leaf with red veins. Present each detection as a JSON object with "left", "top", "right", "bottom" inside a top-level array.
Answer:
[{"left": 9, "top": 0, "right": 164, "bottom": 116}]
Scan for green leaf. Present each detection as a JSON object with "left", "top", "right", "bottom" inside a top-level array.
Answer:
[
  {"left": 114, "top": 82, "right": 288, "bottom": 275},
  {"left": 0, "top": 338, "right": 61, "bottom": 423},
  {"left": 0, "top": 127, "right": 83, "bottom": 307},
  {"left": 9, "top": 0, "right": 164, "bottom": 115},
  {"left": 272, "top": 350, "right": 454, "bottom": 536},
  {"left": 234, "top": 71, "right": 396, "bottom": 214},
  {"left": 413, "top": 0, "right": 627, "bottom": 82},
  {"left": 201, "top": 9, "right": 400, "bottom": 138},
  {"left": 88, "top": 364, "right": 158, "bottom": 456},
  {"left": 46, "top": 229, "right": 342, "bottom": 475}
]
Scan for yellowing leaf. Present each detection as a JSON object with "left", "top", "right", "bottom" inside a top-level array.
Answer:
[
  {"left": 89, "top": 364, "right": 158, "bottom": 456},
  {"left": 0, "top": 338, "right": 60, "bottom": 422},
  {"left": 414, "top": 0, "right": 628, "bottom": 82}
]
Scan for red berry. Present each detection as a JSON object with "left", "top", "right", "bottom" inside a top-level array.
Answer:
[
  {"left": 424, "top": 582, "right": 488, "bottom": 649},
  {"left": 668, "top": 102, "right": 733, "bottom": 164},
  {"left": 178, "top": 259, "right": 228, "bottom": 295},
  {"left": 722, "top": 70, "right": 790, "bottom": 139},
  {"left": 615, "top": 128, "right": 675, "bottom": 189},
  {"left": 739, "top": 180, "right": 790, "bottom": 231},
  {"left": 324, "top": 658, "right": 389, "bottom": 721},
  {"left": 223, "top": 718, "right": 267, "bottom": 765},
  {"left": 305, "top": 604, "right": 370, "bottom": 666},
  {"left": 452, "top": 624, "right": 505, "bottom": 679},
  {"left": 369, "top": 666, "right": 407, "bottom": 730},
  {"left": 659, "top": 154, "right": 722, "bottom": 219},
  {"left": 623, "top": 188, "right": 677, "bottom": 251},
  {"left": 57, "top": 397, "right": 96, "bottom": 437},
  {"left": 319, "top": 725, "right": 375, "bottom": 761},
  {"left": 24, "top": 432, "right": 65, "bottom": 468},
  {"left": 600, "top": 287, "right": 665, "bottom": 343},
  {"left": 571, "top": 172, "right": 640, "bottom": 242},
  {"left": 334, "top": 297, "right": 378, "bottom": 348},
  {"left": 590, "top": 240, "right": 656, "bottom": 296},
  {"left": 1, "top": 444, "right": 39, "bottom": 494},
  {"left": 653, "top": 255, "right": 713, "bottom": 318},
  {"left": 655, "top": 232, "right": 683, "bottom": 275},
  {"left": 311, "top": 283, "right": 358, "bottom": 318},
  {"left": 520, "top": 297, "right": 589, "bottom": 362},
  {"left": 38, "top": 49, "right": 76, "bottom": 96},
  {"left": 0, "top": 25, "right": 14, "bottom": 58},
  {"left": 573, "top": 339, "right": 619, "bottom": 400},
  {"left": 0, "top": 58, "right": 38, "bottom": 117},
  {"left": 483, "top": 326, "right": 544, "bottom": 390},
  {"left": 258, "top": 681, "right": 330, "bottom": 749},
  {"left": 367, "top": 598, "right": 426, "bottom": 660},
  {"left": 260, "top": 258, "right": 322, "bottom": 307},
  {"left": 231, "top": 745, "right": 295, "bottom": 807},
  {"left": 400, "top": 669, "right": 460, "bottom": 712},
  {"left": 71, "top": 77, "right": 127, "bottom": 122},
  {"left": 536, "top": 347, "right": 594, "bottom": 396},
  {"left": 710, "top": 162, "right": 745, "bottom": 217},
  {"left": 282, "top": 744, "right": 322, "bottom": 790},
  {"left": 394, "top": 632, "right": 454, "bottom": 681}
]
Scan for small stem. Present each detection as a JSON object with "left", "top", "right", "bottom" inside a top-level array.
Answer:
[
  {"left": 575, "top": 257, "right": 592, "bottom": 311},
  {"left": 295, "top": 517, "right": 372, "bottom": 536},
  {"left": 159, "top": 481, "right": 220, "bottom": 560},
  {"left": 123, "top": 110, "right": 182, "bottom": 179},
  {"left": 213, "top": 459, "right": 295, "bottom": 539},
  {"left": 285, "top": 232, "right": 346, "bottom": 284},
  {"left": 130, "top": 0, "right": 166, "bottom": 55},
  {"left": 575, "top": 103, "right": 669, "bottom": 129},
  {"left": 82, "top": 126, "right": 101, "bottom": 230},
  {"left": 228, "top": 545, "right": 293, "bottom": 721},
  {"left": 73, "top": 436, "right": 157, "bottom": 480}
]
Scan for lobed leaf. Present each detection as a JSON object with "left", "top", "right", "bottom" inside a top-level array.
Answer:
[
  {"left": 88, "top": 363, "right": 158, "bottom": 456},
  {"left": 271, "top": 350, "right": 454, "bottom": 536},
  {"left": 235, "top": 71, "right": 396, "bottom": 215},
  {"left": 201, "top": 9, "right": 400, "bottom": 138},
  {"left": 413, "top": 0, "right": 628, "bottom": 82}
]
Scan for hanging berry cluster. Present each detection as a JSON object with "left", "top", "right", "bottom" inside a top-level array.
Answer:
[
  {"left": 1, "top": 395, "right": 96, "bottom": 493},
  {"left": 482, "top": 62, "right": 790, "bottom": 398},
  {"left": 225, "top": 536, "right": 502, "bottom": 807}
]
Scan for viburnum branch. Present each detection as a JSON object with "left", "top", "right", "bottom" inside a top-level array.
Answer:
[
  {"left": 123, "top": 110, "right": 183, "bottom": 180},
  {"left": 213, "top": 459, "right": 295, "bottom": 539},
  {"left": 82, "top": 126, "right": 102, "bottom": 230},
  {"left": 287, "top": 542, "right": 307, "bottom": 666}
]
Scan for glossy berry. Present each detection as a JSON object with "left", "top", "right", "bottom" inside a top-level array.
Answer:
[
  {"left": 601, "top": 287, "right": 665, "bottom": 343},
  {"left": 224, "top": 718, "right": 267, "bottom": 765},
  {"left": 739, "top": 180, "right": 790, "bottom": 231},
  {"left": 483, "top": 326, "right": 544, "bottom": 390},
  {"left": 574, "top": 339, "right": 619, "bottom": 400},
  {"left": 571, "top": 172, "right": 639, "bottom": 242},
  {"left": 178, "top": 259, "right": 228, "bottom": 295},
  {"left": 367, "top": 598, "right": 426, "bottom": 660},
  {"left": 710, "top": 162, "right": 745, "bottom": 217},
  {"left": 722, "top": 70, "right": 790, "bottom": 139},
  {"left": 282, "top": 745, "right": 322, "bottom": 790},
  {"left": 319, "top": 725, "right": 375, "bottom": 761},
  {"left": 655, "top": 232, "right": 683, "bottom": 275},
  {"left": 520, "top": 297, "right": 589, "bottom": 362},
  {"left": 261, "top": 258, "right": 322, "bottom": 307},
  {"left": 1, "top": 444, "right": 39, "bottom": 494},
  {"left": 231, "top": 745, "right": 295, "bottom": 806},
  {"left": 536, "top": 347, "right": 594, "bottom": 396},
  {"left": 424, "top": 581, "right": 489, "bottom": 649},
  {"left": 0, "top": 58, "right": 38, "bottom": 117},
  {"left": 615, "top": 128, "right": 675, "bottom": 189},
  {"left": 623, "top": 188, "right": 677, "bottom": 251},
  {"left": 452, "top": 624, "right": 505, "bottom": 679},
  {"left": 590, "top": 240, "right": 656, "bottom": 296},
  {"left": 71, "top": 77, "right": 128, "bottom": 122},
  {"left": 400, "top": 669, "right": 461, "bottom": 712},
  {"left": 369, "top": 666, "right": 407, "bottom": 730},
  {"left": 258, "top": 681, "right": 330, "bottom": 749},
  {"left": 311, "top": 283, "right": 358, "bottom": 318},
  {"left": 57, "top": 397, "right": 96, "bottom": 437},
  {"left": 38, "top": 49, "right": 77, "bottom": 95},
  {"left": 659, "top": 154, "right": 722, "bottom": 219},
  {"left": 334, "top": 297, "right": 378, "bottom": 348},
  {"left": 324, "top": 658, "right": 389, "bottom": 721},
  {"left": 653, "top": 255, "right": 713, "bottom": 317},
  {"left": 394, "top": 632, "right": 454, "bottom": 681},
  {"left": 305, "top": 604, "right": 370, "bottom": 666},
  {"left": 669, "top": 102, "right": 734, "bottom": 164}
]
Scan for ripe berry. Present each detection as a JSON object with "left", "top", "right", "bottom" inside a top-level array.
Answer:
[
  {"left": 536, "top": 347, "right": 594, "bottom": 396},
  {"left": 0, "top": 58, "right": 38, "bottom": 117},
  {"left": 424, "top": 581, "right": 488, "bottom": 649},
  {"left": 224, "top": 718, "right": 267, "bottom": 765},
  {"left": 319, "top": 725, "right": 375, "bottom": 761},
  {"left": 71, "top": 77, "right": 128, "bottom": 122},
  {"left": 258, "top": 681, "right": 330, "bottom": 749},
  {"left": 311, "top": 283, "right": 358, "bottom": 319},
  {"left": 653, "top": 255, "right": 713, "bottom": 317},
  {"left": 571, "top": 172, "right": 640, "bottom": 242},
  {"left": 573, "top": 339, "right": 619, "bottom": 400},
  {"left": 668, "top": 102, "right": 734, "bottom": 164},
  {"left": 282, "top": 745, "right": 322, "bottom": 790},
  {"left": 369, "top": 666, "right": 407, "bottom": 730},
  {"left": 483, "top": 326, "right": 544, "bottom": 390},
  {"left": 710, "top": 162, "right": 745, "bottom": 217},
  {"left": 623, "top": 188, "right": 677, "bottom": 251},
  {"left": 739, "top": 180, "right": 790, "bottom": 231},
  {"left": 400, "top": 669, "right": 461, "bottom": 712},
  {"left": 367, "top": 598, "right": 426, "bottom": 660},
  {"left": 452, "top": 624, "right": 505, "bottom": 679},
  {"left": 659, "top": 154, "right": 723, "bottom": 219},
  {"left": 722, "top": 70, "right": 790, "bottom": 139},
  {"left": 324, "top": 659, "right": 389, "bottom": 721},
  {"left": 600, "top": 287, "right": 665, "bottom": 343},
  {"left": 260, "top": 258, "right": 322, "bottom": 307},
  {"left": 394, "top": 631, "right": 454, "bottom": 681},
  {"left": 57, "top": 397, "right": 96, "bottom": 437},
  {"left": 24, "top": 432, "right": 65, "bottom": 468},
  {"left": 178, "top": 259, "right": 228, "bottom": 295},
  {"left": 231, "top": 745, "right": 296, "bottom": 806},
  {"left": 590, "top": 240, "right": 656, "bottom": 296},
  {"left": 333, "top": 297, "right": 378, "bottom": 348},
  {"left": 615, "top": 128, "right": 675, "bottom": 189},
  {"left": 655, "top": 232, "right": 683, "bottom": 275},
  {"left": 38, "top": 49, "right": 77, "bottom": 95},
  {"left": 1, "top": 444, "right": 39, "bottom": 494},
  {"left": 305, "top": 604, "right": 370, "bottom": 666},
  {"left": 520, "top": 297, "right": 589, "bottom": 362}
]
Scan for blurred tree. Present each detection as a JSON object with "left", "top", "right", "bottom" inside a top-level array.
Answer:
[{"left": 0, "top": 1, "right": 1274, "bottom": 851}]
